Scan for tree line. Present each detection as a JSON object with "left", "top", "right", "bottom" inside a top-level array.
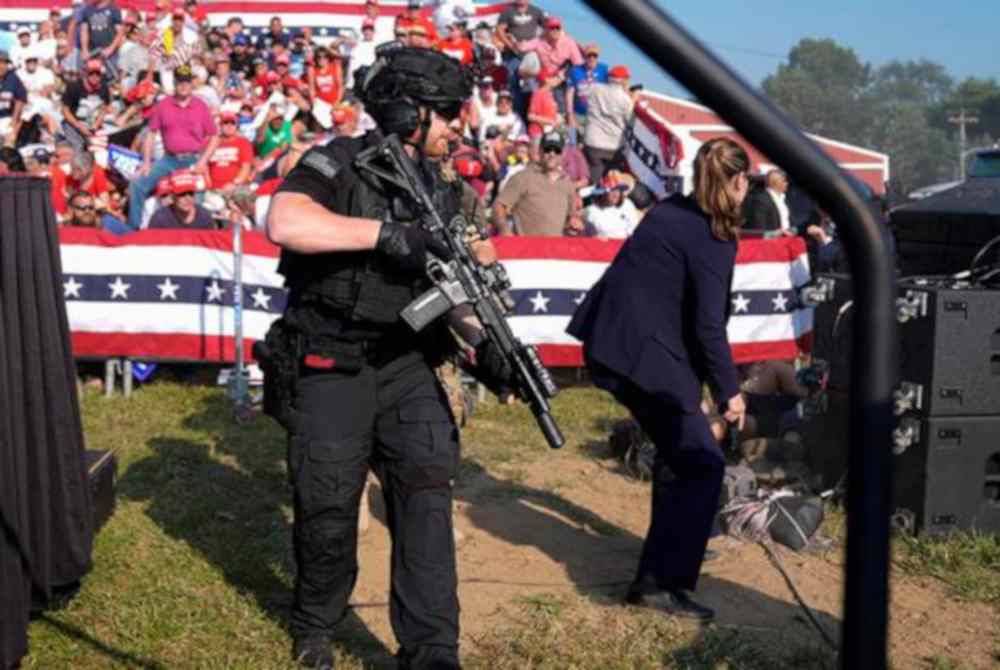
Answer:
[{"left": 760, "top": 38, "right": 1000, "bottom": 197}]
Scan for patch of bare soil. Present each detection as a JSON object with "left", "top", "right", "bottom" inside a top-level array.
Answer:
[{"left": 350, "top": 454, "right": 997, "bottom": 668}]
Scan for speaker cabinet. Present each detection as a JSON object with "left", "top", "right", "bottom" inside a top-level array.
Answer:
[
  {"left": 806, "top": 391, "right": 1000, "bottom": 535},
  {"left": 896, "top": 279, "right": 1000, "bottom": 416}
]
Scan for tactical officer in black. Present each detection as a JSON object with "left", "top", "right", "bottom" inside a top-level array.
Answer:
[{"left": 264, "top": 47, "right": 509, "bottom": 670}]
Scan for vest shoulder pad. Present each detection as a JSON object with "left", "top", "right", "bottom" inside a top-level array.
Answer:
[{"left": 299, "top": 146, "right": 345, "bottom": 180}]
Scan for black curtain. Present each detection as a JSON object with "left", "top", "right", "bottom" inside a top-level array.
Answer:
[{"left": 0, "top": 176, "right": 94, "bottom": 669}]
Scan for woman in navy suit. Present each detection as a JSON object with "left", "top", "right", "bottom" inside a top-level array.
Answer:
[{"left": 567, "top": 138, "right": 750, "bottom": 621}]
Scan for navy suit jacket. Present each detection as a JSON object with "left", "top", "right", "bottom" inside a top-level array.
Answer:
[{"left": 567, "top": 195, "right": 740, "bottom": 413}]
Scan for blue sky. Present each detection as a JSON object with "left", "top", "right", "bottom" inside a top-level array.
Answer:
[{"left": 531, "top": 0, "right": 1000, "bottom": 98}]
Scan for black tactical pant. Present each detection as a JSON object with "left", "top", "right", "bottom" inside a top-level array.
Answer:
[{"left": 288, "top": 351, "right": 460, "bottom": 668}]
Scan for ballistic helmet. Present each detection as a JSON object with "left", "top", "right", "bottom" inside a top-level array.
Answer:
[{"left": 356, "top": 45, "right": 473, "bottom": 137}]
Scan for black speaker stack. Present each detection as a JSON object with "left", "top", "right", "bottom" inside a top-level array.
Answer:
[{"left": 804, "top": 272, "right": 1000, "bottom": 536}]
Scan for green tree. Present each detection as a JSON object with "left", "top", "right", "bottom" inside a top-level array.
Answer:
[
  {"left": 867, "top": 102, "right": 954, "bottom": 195},
  {"left": 762, "top": 38, "right": 873, "bottom": 141},
  {"left": 931, "top": 77, "right": 1000, "bottom": 144},
  {"left": 869, "top": 59, "right": 953, "bottom": 107},
  {"left": 762, "top": 39, "right": 964, "bottom": 190}
]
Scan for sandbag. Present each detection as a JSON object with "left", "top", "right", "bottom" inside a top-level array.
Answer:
[
  {"left": 769, "top": 495, "right": 824, "bottom": 551},
  {"left": 719, "top": 465, "right": 757, "bottom": 508}
]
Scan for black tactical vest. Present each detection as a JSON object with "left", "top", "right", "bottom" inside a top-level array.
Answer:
[{"left": 276, "top": 133, "right": 464, "bottom": 346}]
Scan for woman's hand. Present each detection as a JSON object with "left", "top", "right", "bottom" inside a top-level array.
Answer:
[{"left": 723, "top": 392, "right": 746, "bottom": 430}]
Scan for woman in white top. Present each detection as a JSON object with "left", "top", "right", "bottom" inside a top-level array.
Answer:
[{"left": 584, "top": 174, "right": 641, "bottom": 238}]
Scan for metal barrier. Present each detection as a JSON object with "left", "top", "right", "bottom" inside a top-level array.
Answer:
[{"left": 584, "top": 2, "right": 897, "bottom": 667}]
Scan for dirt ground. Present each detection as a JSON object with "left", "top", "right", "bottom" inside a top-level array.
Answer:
[{"left": 347, "top": 454, "right": 998, "bottom": 669}]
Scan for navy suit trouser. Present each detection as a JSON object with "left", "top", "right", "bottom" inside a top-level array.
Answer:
[{"left": 619, "top": 385, "right": 725, "bottom": 593}]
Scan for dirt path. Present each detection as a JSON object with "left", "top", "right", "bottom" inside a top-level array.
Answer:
[{"left": 349, "top": 454, "right": 997, "bottom": 668}]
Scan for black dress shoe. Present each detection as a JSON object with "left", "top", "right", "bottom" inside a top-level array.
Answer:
[
  {"left": 625, "top": 588, "right": 715, "bottom": 621},
  {"left": 293, "top": 635, "right": 335, "bottom": 669}
]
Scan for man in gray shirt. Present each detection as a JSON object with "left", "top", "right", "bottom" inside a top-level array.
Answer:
[{"left": 583, "top": 64, "right": 636, "bottom": 183}]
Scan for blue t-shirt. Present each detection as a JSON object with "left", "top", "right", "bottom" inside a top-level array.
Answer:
[
  {"left": 81, "top": 3, "right": 122, "bottom": 50},
  {"left": 148, "top": 204, "right": 216, "bottom": 230},
  {"left": 0, "top": 71, "right": 28, "bottom": 120},
  {"left": 567, "top": 62, "right": 609, "bottom": 116}
]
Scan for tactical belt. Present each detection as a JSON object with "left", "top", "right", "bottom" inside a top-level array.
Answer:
[{"left": 302, "top": 332, "right": 417, "bottom": 372}]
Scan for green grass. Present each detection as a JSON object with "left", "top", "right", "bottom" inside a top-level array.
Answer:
[
  {"left": 18, "top": 380, "right": 999, "bottom": 668},
  {"left": 894, "top": 531, "right": 1000, "bottom": 604},
  {"left": 462, "top": 595, "right": 837, "bottom": 670},
  {"left": 823, "top": 503, "right": 1000, "bottom": 606}
]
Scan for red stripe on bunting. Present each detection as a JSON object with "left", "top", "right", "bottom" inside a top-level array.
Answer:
[
  {"left": 24, "top": 1, "right": 508, "bottom": 15},
  {"left": 731, "top": 332, "right": 814, "bottom": 364},
  {"left": 72, "top": 332, "right": 257, "bottom": 363},
  {"left": 535, "top": 344, "right": 584, "bottom": 367},
  {"left": 493, "top": 232, "right": 806, "bottom": 265},
  {"left": 492, "top": 236, "right": 624, "bottom": 263},
  {"left": 539, "top": 333, "right": 814, "bottom": 369},
  {"left": 58, "top": 228, "right": 281, "bottom": 258},
  {"left": 736, "top": 235, "right": 807, "bottom": 264}
]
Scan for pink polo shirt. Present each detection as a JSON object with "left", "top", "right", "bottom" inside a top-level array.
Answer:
[
  {"left": 149, "top": 94, "right": 217, "bottom": 155},
  {"left": 520, "top": 35, "right": 584, "bottom": 74}
]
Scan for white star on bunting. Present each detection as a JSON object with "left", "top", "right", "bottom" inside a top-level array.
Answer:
[
  {"left": 157, "top": 277, "right": 180, "bottom": 301},
  {"left": 529, "top": 290, "right": 550, "bottom": 314},
  {"left": 205, "top": 279, "right": 225, "bottom": 302},
  {"left": 772, "top": 293, "right": 789, "bottom": 312},
  {"left": 574, "top": 292, "right": 587, "bottom": 306},
  {"left": 108, "top": 276, "right": 131, "bottom": 299},
  {"left": 732, "top": 293, "right": 750, "bottom": 314},
  {"left": 63, "top": 277, "right": 83, "bottom": 299},
  {"left": 251, "top": 287, "right": 272, "bottom": 310}
]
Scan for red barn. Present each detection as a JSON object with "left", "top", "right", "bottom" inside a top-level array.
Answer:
[{"left": 639, "top": 90, "right": 890, "bottom": 195}]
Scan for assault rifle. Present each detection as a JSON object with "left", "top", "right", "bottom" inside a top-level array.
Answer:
[{"left": 355, "top": 135, "right": 565, "bottom": 450}]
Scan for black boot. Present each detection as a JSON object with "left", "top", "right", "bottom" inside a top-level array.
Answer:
[
  {"left": 293, "top": 635, "right": 335, "bottom": 670},
  {"left": 625, "top": 587, "right": 715, "bottom": 621}
]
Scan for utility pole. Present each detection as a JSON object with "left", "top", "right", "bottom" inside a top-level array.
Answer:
[{"left": 949, "top": 108, "right": 979, "bottom": 180}]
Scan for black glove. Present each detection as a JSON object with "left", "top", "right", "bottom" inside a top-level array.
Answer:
[
  {"left": 474, "top": 338, "right": 517, "bottom": 397},
  {"left": 375, "top": 220, "right": 452, "bottom": 274}
]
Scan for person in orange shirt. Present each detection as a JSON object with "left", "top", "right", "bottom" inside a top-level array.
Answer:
[
  {"left": 307, "top": 47, "right": 343, "bottom": 106},
  {"left": 395, "top": 0, "right": 438, "bottom": 42},
  {"left": 527, "top": 67, "right": 561, "bottom": 141},
  {"left": 437, "top": 21, "right": 474, "bottom": 65}
]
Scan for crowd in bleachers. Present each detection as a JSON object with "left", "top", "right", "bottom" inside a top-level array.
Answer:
[{"left": 0, "top": 0, "right": 655, "bottom": 238}]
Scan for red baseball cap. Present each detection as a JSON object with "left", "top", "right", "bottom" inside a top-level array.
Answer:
[
  {"left": 170, "top": 171, "right": 199, "bottom": 195},
  {"left": 362, "top": 18, "right": 375, "bottom": 29},
  {"left": 155, "top": 178, "right": 173, "bottom": 198},
  {"left": 609, "top": 64, "right": 631, "bottom": 80},
  {"left": 265, "top": 71, "right": 280, "bottom": 83},
  {"left": 275, "top": 53, "right": 291, "bottom": 65},
  {"left": 85, "top": 58, "right": 103, "bottom": 73},
  {"left": 126, "top": 79, "right": 156, "bottom": 103},
  {"left": 455, "top": 157, "right": 483, "bottom": 179},
  {"left": 332, "top": 104, "right": 357, "bottom": 125},
  {"left": 219, "top": 110, "right": 238, "bottom": 123},
  {"left": 544, "top": 16, "right": 562, "bottom": 29},
  {"left": 171, "top": 8, "right": 185, "bottom": 18}
]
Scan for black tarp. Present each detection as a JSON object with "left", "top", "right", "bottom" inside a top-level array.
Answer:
[
  {"left": 891, "top": 177, "right": 1000, "bottom": 275},
  {"left": 0, "top": 176, "right": 93, "bottom": 669}
]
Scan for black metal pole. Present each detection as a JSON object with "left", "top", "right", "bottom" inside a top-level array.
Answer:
[{"left": 582, "top": 1, "right": 896, "bottom": 667}]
